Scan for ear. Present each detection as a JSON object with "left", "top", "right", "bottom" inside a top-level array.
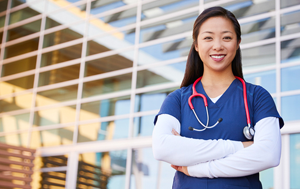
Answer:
[
  {"left": 236, "top": 40, "right": 241, "bottom": 51},
  {"left": 194, "top": 42, "right": 198, "bottom": 52}
]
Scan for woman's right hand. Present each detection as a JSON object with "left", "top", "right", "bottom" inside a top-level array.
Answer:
[{"left": 242, "top": 141, "right": 253, "bottom": 148}]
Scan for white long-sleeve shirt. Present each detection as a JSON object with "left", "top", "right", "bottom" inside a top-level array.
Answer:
[{"left": 152, "top": 114, "right": 281, "bottom": 178}]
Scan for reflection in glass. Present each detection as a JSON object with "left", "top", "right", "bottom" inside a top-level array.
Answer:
[
  {"left": 241, "top": 43, "right": 275, "bottom": 70},
  {"left": 290, "top": 133, "right": 300, "bottom": 188},
  {"left": 133, "top": 115, "right": 155, "bottom": 137},
  {"left": 78, "top": 119, "right": 129, "bottom": 143},
  {"left": 33, "top": 105, "right": 76, "bottom": 127},
  {"left": 38, "top": 171, "right": 67, "bottom": 188},
  {"left": 43, "top": 24, "right": 84, "bottom": 48},
  {"left": 36, "top": 85, "right": 78, "bottom": 107},
  {"left": 7, "top": 20, "right": 41, "bottom": 41},
  {"left": 11, "top": 0, "right": 26, "bottom": 8},
  {"left": 281, "top": 95, "right": 300, "bottom": 121},
  {"left": 0, "top": 113, "right": 30, "bottom": 133},
  {"left": 9, "top": 7, "right": 40, "bottom": 25},
  {"left": 260, "top": 168, "right": 274, "bottom": 189},
  {"left": 1, "top": 56, "right": 36, "bottom": 76},
  {"left": 0, "top": 0, "right": 8, "bottom": 12},
  {"left": 41, "top": 155, "right": 68, "bottom": 168},
  {"left": 281, "top": 38, "right": 300, "bottom": 63},
  {"left": 244, "top": 70, "right": 276, "bottom": 93},
  {"left": 0, "top": 132, "right": 28, "bottom": 147},
  {"left": 241, "top": 17, "right": 275, "bottom": 44},
  {"left": 281, "top": 0, "right": 300, "bottom": 8},
  {"left": 0, "top": 93, "right": 32, "bottom": 113},
  {"left": 0, "top": 15, "right": 5, "bottom": 28},
  {"left": 282, "top": 65, "right": 300, "bottom": 92},
  {"left": 80, "top": 96, "right": 130, "bottom": 121},
  {"left": 38, "top": 64, "right": 80, "bottom": 86},
  {"left": 136, "top": 62, "right": 185, "bottom": 88},
  {"left": 281, "top": 10, "right": 300, "bottom": 36},
  {"left": 82, "top": 73, "right": 132, "bottom": 98},
  {"left": 0, "top": 31, "right": 3, "bottom": 44},
  {"left": 0, "top": 75, "right": 34, "bottom": 96},
  {"left": 4, "top": 37, "right": 39, "bottom": 59},
  {"left": 158, "top": 161, "right": 176, "bottom": 188},
  {"left": 130, "top": 148, "right": 159, "bottom": 189},
  {"left": 77, "top": 150, "right": 127, "bottom": 188},
  {"left": 45, "top": 17, "right": 61, "bottom": 29},
  {"left": 90, "top": 0, "right": 137, "bottom": 15},
  {"left": 85, "top": 51, "right": 134, "bottom": 77},
  {"left": 41, "top": 44, "right": 82, "bottom": 67},
  {"left": 30, "top": 127, "right": 74, "bottom": 148}
]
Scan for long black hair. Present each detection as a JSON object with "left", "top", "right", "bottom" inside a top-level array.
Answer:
[{"left": 180, "top": 6, "right": 243, "bottom": 88}]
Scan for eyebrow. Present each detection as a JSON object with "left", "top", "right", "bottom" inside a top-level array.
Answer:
[{"left": 201, "top": 31, "right": 233, "bottom": 34}]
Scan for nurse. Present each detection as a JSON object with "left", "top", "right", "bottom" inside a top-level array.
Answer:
[{"left": 152, "top": 6, "right": 284, "bottom": 189}]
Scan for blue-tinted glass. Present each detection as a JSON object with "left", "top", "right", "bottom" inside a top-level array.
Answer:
[
  {"left": 159, "top": 161, "right": 176, "bottom": 188},
  {"left": 290, "top": 134, "right": 300, "bottom": 188},
  {"left": 282, "top": 65, "right": 300, "bottom": 92},
  {"left": 281, "top": 95, "right": 300, "bottom": 121},
  {"left": 244, "top": 70, "right": 276, "bottom": 93},
  {"left": 135, "top": 93, "right": 167, "bottom": 112},
  {"left": 281, "top": 10, "right": 300, "bottom": 36},
  {"left": 260, "top": 168, "right": 274, "bottom": 189},
  {"left": 133, "top": 115, "right": 155, "bottom": 136},
  {"left": 281, "top": 38, "right": 300, "bottom": 63}
]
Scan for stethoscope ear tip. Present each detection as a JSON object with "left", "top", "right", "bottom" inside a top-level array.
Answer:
[{"left": 188, "top": 127, "right": 194, "bottom": 131}]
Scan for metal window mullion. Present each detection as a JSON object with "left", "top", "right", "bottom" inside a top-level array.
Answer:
[
  {"left": 2, "top": 51, "right": 37, "bottom": 64},
  {"left": 5, "top": 14, "right": 42, "bottom": 31},
  {"left": 135, "top": 82, "right": 180, "bottom": 94},
  {"left": 136, "top": 56, "right": 187, "bottom": 72}
]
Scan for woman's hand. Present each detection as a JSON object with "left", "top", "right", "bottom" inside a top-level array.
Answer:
[{"left": 242, "top": 141, "right": 253, "bottom": 148}]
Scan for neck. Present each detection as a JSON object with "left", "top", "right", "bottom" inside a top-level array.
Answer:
[{"left": 201, "top": 71, "right": 236, "bottom": 86}]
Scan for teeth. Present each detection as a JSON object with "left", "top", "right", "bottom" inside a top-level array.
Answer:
[{"left": 211, "top": 55, "right": 225, "bottom": 59}]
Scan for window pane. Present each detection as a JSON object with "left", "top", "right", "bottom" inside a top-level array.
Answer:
[
  {"left": 45, "top": 17, "right": 61, "bottom": 30},
  {"left": 41, "top": 155, "right": 68, "bottom": 168},
  {"left": 0, "top": 31, "right": 3, "bottom": 44},
  {"left": 0, "top": 75, "right": 34, "bottom": 95},
  {"left": 290, "top": 133, "right": 300, "bottom": 189},
  {"left": 33, "top": 171, "right": 67, "bottom": 188},
  {"left": 281, "top": 37, "right": 300, "bottom": 63},
  {"left": 77, "top": 150, "right": 127, "bottom": 188},
  {"left": 38, "top": 64, "right": 80, "bottom": 86},
  {"left": 281, "top": 10, "right": 300, "bottom": 36},
  {"left": 41, "top": 44, "right": 82, "bottom": 67},
  {"left": 244, "top": 70, "right": 276, "bottom": 94},
  {"left": 80, "top": 96, "right": 131, "bottom": 121},
  {"left": 78, "top": 119, "right": 129, "bottom": 143},
  {"left": 0, "top": 113, "right": 30, "bottom": 132},
  {"left": 43, "top": 23, "right": 84, "bottom": 48},
  {"left": 0, "top": 0, "right": 8, "bottom": 12},
  {"left": 136, "top": 62, "right": 185, "bottom": 88},
  {"left": 4, "top": 37, "right": 39, "bottom": 59},
  {"left": 158, "top": 161, "right": 176, "bottom": 188},
  {"left": 260, "top": 168, "right": 274, "bottom": 189},
  {"left": 281, "top": 0, "right": 300, "bottom": 8},
  {"left": 82, "top": 73, "right": 132, "bottom": 98},
  {"left": 11, "top": 0, "right": 25, "bottom": 7},
  {"left": 30, "top": 126, "right": 74, "bottom": 148},
  {"left": 1, "top": 56, "right": 36, "bottom": 76},
  {"left": 9, "top": 7, "right": 40, "bottom": 25},
  {"left": 33, "top": 105, "right": 76, "bottom": 127},
  {"left": 0, "top": 93, "right": 32, "bottom": 113},
  {"left": 90, "top": 0, "right": 137, "bottom": 15},
  {"left": 36, "top": 85, "right": 78, "bottom": 107},
  {"left": 281, "top": 65, "right": 300, "bottom": 92},
  {"left": 133, "top": 114, "right": 155, "bottom": 137},
  {"left": 241, "top": 43, "right": 275, "bottom": 71},
  {"left": 130, "top": 148, "right": 159, "bottom": 189},
  {"left": 0, "top": 132, "right": 28, "bottom": 147},
  {"left": 85, "top": 51, "right": 134, "bottom": 77},
  {"left": 241, "top": 16, "right": 275, "bottom": 45},
  {"left": 7, "top": 20, "right": 41, "bottom": 41},
  {"left": 281, "top": 95, "right": 300, "bottom": 121}
]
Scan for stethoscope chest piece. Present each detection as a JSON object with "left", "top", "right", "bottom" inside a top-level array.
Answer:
[{"left": 243, "top": 125, "right": 255, "bottom": 140}]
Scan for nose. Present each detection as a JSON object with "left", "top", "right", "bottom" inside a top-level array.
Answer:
[{"left": 213, "top": 39, "right": 224, "bottom": 51}]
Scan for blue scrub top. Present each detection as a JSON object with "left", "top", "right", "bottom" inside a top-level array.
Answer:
[{"left": 154, "top": 79, "right": 284, "bottom": 189}]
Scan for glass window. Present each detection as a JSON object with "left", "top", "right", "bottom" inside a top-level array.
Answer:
[
  {"left": 241, "top": 43, "right": 276, "bottom": 71},
  {"left": 138, "top": 38, "right": 190, "bottom": 64},
  {"left": 133, "top": 114, "right": 155, "bottom": 137},
  {"left": 85, "top": 50, "right": 134, "bottom": 77},
  {"left": 281, "top": 38, "right": 300, "bottom": 63},
  {"left": 45, "top": 17, "right": 61, "bottom": 30},
  {"left": 281, "top": 0, "right": 300, "bottom": 8},
  {"left": 41, "top": 44, "right": 82, "bottom": 67},
  {"left": 0, "top": 93, "right": 32, "bottom": 113},
  {"left": 0, "top": 132, "right": 28, "bottom": 147},
  {"left": 7, "top": 20, "right": 41, "bottom": 42},
  {"left": 4, "top": 37, "right": 39, "bottom": 59},
  {"left": 281, "top": 95, "right": 300, "bottom": 121},
  {"left": 260, "top": 168, "right": 274, "bottom": 189},
  {"left": 9, "top": 7, "right": 40, "bottom": 25},
  {"left": 130, "top": 148, "right": 159, "bottom": 189},
  {"left": 0, "top": 31, "right": 3, "bottom": 44},
  {"left": 0, "top": 113, "right": 30, "bottom": 132},
  {"left": 244, "top": 70, "right": 276, "bottom": 94},
  {"left": 78, "top": 119, "right": 129, "bottom": 143},
  {"left": 241, "top": 16, "right": 275, "bottom": 45},
  {"left": 11, "top": 0, "right": 26, "bottom": 7},
  {"left": 158, "top": 161, "right": 176, "bottom": 188},
  {"left": 136, "top": 62, "right": 185, "bottom": 88},
  {"left": 90, "top": 0, "right": 137, "bottom": 15},
  {"left": 281, "top": 10, "right": 300, "bottom": 36},
  {"left": 36, "top": 85, "right": 78, "bottom": 107},
  {"left": 32, "top": 171, "right": 67, "bottom": 188},
  {"left": 1, "top": 56, "right": 36, "bottom": 76},
  {"left": 0, "top": 75, "right": 34, "bottom": 95},
  {"left": 33, "top": 105, "right": 76, "bottom": 127},
  {"left": 290, "top": 133, "right": 300, "bottom": 189},
  {"left": 41, "top": 155, "right": 68, "bottom": 168},
  {"left": 80, "top": 95, "right": 131, "bottom": 121},
  {"left": 30, "top": 126, "right": 74, "bottom": 148},
  {"left": 82, "top": 73, "right": 132, "bottom": 98},
  {"left": 281, "top": 65, "right": 300, "bottom": 92},
  {"left": 77, "top": 150, "right": 127, "bottom": 188},
  {"left": 0, "top": 0, "right": 8, "bottom": 12},
  {"left": 0, "top": 15, "right": 5, "bottom": 28},
  {"left": 38, "top": 64, "right": 80, "bottom": 86}
]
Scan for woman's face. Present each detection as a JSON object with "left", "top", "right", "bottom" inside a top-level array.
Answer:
[{"left": 195, "top": 16, "right": 240, "bottom": 74}]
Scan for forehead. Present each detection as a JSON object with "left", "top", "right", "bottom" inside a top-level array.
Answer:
[{"left": 199, "top": 16, "right": 235, "bottom": 34}]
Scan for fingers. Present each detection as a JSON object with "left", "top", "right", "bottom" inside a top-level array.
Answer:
[{"left": 172, "top": 129, "right": 180, "bottom": 136}]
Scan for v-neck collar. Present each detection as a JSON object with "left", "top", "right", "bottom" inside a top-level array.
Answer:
[{"left": 196, "top": 78, "right": 239, "bottom": 108}]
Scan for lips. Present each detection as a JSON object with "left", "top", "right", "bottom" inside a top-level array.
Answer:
[{"left": 210, "top": 54, "right": 226, "bottom": 62}]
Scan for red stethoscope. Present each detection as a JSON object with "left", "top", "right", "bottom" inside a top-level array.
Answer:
[{"left": 188, "top": 76, "right": 255, "bottom": 140}]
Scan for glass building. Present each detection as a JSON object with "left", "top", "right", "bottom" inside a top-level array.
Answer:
[{"left": 0, "top": 0, "right": 299, "bottom": 188}]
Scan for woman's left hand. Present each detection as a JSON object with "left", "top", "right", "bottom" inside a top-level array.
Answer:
[{"left": 171, "top": 165, "right": 190, "bottom": 176}]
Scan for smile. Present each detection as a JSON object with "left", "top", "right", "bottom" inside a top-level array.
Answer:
[{"left": 210, "top": 55, "right": 226, "bottom": 62}]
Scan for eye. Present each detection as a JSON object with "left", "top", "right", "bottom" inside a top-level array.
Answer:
[
  {"left": 224, "top": 36, "right": 232, "bottom": 40},
  {"left": 204, "top": 36, "right": 212, "bottom": 40}
]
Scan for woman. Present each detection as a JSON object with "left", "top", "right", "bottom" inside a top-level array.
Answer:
[{"left": 152, "top": 6, "right": 284, "bottom": 189}]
